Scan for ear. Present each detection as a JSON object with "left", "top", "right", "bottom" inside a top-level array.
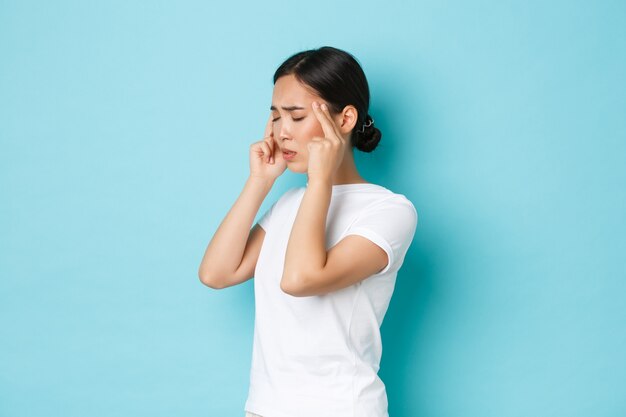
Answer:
[{"left": 336, "top": 105, "right": 358, "bottom": 135}]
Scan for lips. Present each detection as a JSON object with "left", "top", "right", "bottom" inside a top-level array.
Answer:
[{"left": 282, "top": 149, "right": 297, "bottom": 161}]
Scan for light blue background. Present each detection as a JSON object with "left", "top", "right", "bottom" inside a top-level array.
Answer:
[{"left": 1, "top": 1, "right": 624, "bottom": 416}]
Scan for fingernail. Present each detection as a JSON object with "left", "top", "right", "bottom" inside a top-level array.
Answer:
[
  {"left": 321, "top": 103, "right": 327, "bottom": 110},
  {"left": 313, "top": 101, "right": 319, "bottom": 109}
]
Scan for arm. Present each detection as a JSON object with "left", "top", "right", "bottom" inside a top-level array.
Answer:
[
  {"left": 280, "top": 181, "right": 388, "bottom": 297},
  {"left": 198, "top": 114, "right": 287, "bottom": 289},
  {"left": 198, "top": 176, "right": 274, "bottom": 289},
  {"left": 280, "top": 181, "right": 331, "bottom": 293},
  {"left": 280, "top": 101, "right": 387, "bottom": 296}
]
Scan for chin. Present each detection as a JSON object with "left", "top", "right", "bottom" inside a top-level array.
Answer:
[{"left": 286, "top": 163, "right": 308, "bottom": 174}]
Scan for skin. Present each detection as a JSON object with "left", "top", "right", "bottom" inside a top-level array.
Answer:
[
  {"left": 266, "top": 73, "right": 365, "bottom": 184},
  {"left": 261, "top": 74, "right": 391, "bottom": 296},
  {"left": 198, "top": 74, "right": 388, "bottom": 296}
]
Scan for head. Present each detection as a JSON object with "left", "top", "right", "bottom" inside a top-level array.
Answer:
[{"left": 271, "top": 46, "right": 382, "bottom": 173}]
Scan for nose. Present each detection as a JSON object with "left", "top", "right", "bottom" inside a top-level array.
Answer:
[{"left": 278, "top": 123, "right": 292, "bottom": 142}]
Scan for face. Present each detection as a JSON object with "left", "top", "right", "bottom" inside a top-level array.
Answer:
[{"left": 270, "top": 74, "right": 341, "bottom": 173}]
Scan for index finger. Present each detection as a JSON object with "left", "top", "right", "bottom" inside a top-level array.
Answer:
[
  {"left": 312, "top": 101, "right": 341, "bottom": 140},
  {"left": 264, "top": 113, "right": 274, "bottom": 138}
]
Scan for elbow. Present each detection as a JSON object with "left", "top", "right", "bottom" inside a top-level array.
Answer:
[
  {"left": 198, "top": 269, "right": 226, "bottom": 290},
  {"left": 279, "top": 279, "right": 296, "bottom": 296},
  {"left": 280, "top": 271, "right": 309, "bottom": 297}
]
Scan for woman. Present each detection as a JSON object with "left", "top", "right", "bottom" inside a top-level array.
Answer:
[{"left": 198, "top": 46, "right": 418, "bottom": 417}]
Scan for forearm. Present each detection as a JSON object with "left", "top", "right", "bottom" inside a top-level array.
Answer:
[
  {"left": 282, "top": 180, "right": 332, "bottom": 287},
  {"left": 198, "top": 176, "right": 274, "bottom": 281}
]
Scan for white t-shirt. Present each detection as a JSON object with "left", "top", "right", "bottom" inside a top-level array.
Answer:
[{"left": 244, "top": 183, "right": 418, "bottom": 417}]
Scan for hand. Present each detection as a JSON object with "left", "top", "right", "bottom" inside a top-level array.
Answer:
[
  {"left": 249, "top": 114, "right": 287, "bottom": 181},
  {"left": 307, "top": 101, "right": 348, "bottom": 184}
]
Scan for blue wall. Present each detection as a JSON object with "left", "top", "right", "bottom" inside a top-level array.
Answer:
[{"left": 1, "top": 1, "right": 624, "bottom": 416}]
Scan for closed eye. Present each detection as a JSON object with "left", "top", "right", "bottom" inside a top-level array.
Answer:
[{"left": 272, "top": 117, "right": 305, "bottom": 122}]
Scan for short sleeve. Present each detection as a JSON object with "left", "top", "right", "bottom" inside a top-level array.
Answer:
[
  {"left": 257, "top": 200, "right": 276, "bottom": 232},
  {"left": 343, "top": 195, "right": 418, "bottom": 276}
]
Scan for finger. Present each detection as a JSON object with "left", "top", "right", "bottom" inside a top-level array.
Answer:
[
  {"left": 306, "top": 137, "right": 324, "bottom": 150},
  {"left": 318, "top": 103, "right": 345, "bottom": 143},
  {"left": 312, "top": 101, "right": 339, "bottom": 140},
  {"left": 266, "top": 136, "right": 275, "bottom": 164},
  {"left": 313, "top": 102, "right": 344, "bottom": 143},
  {"left": 264, "top": 114, "right": 273, "bottom": 138},
  {"left": 266, "top": 140, "right": 275, "bottom": 164},
  {"left": 260, "top": 141, "right": 271, "bottom": 163},
  {"left": 268, "top": 132, "right": 279, "bottom": 159}
]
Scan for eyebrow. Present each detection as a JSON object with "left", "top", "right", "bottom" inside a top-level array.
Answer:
[{"left": 270, "top": 105, "right": 306, "bottom": 111}]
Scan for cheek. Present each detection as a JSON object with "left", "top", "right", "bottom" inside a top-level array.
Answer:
[{"left": 302, "top": 119, "right": 324, "bottom": 138}]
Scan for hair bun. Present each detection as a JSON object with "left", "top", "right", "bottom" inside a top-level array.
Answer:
[{"left": 354, "top": 114, "right": 381, "bottom": 153}]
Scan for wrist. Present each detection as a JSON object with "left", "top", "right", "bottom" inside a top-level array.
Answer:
[
  {"left": 306, "top": 178, "right": 333, "bottom": 189},
  {"left": 247, "top": 175, "right": 275, "bottom": 190}
]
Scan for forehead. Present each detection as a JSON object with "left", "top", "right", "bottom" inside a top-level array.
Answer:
[{"left": 271, "top": 74, "right": 320, "bottom": 106}]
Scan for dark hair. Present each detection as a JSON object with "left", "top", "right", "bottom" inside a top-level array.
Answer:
[{"left": 273, "top": 46, "right": 382, "bottom": 153}]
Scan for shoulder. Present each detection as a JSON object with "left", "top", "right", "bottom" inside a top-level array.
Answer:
[
  {"left": 272, "top": 186, "right": 304, "bottom": 203},
  {"left": 281, "top": 186, "right": 306, "bottom": 203},
  {"left": 361, "top": 186, "right": 418, "bottom": 223}
]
